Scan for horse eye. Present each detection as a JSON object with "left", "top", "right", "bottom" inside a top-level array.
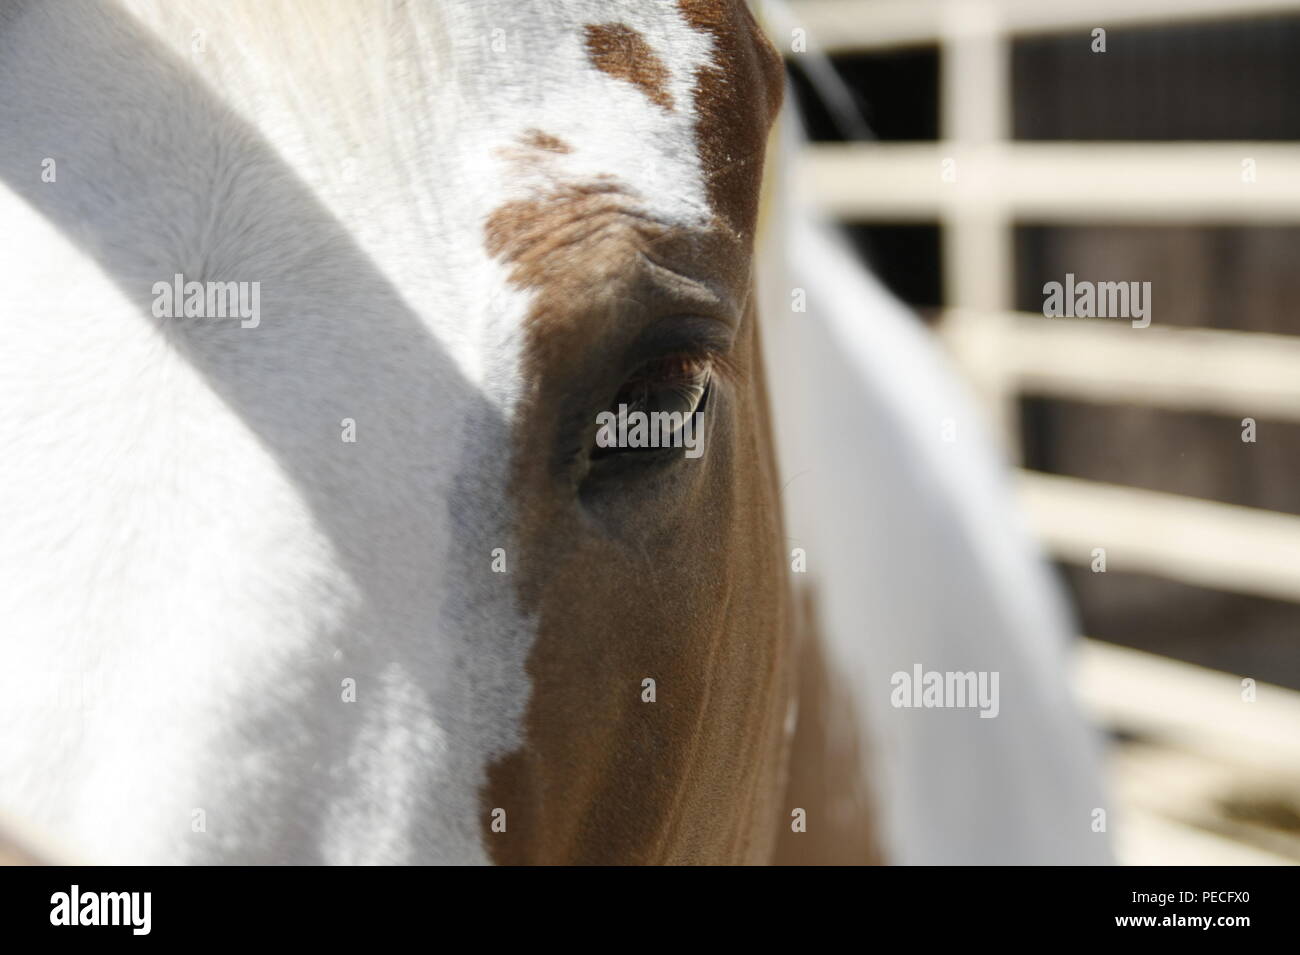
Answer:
[
  {"left": 591, "top": 353, "right": 712, "bottom": 459},
  {"left": 619, "top": 354, "right": 711, "bottom": 420}
]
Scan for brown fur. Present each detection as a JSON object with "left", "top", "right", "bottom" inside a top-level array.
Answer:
[
  {"left": 520, "top": 129, "right": 573, "bottom": 154},
  {"left": 481, "top": 2, "right": 806, "bottom": 864},
  {"left": 485, "top": 177, "right": 668, "bottom": 305},
  {"left": 677, "top": 0, "right": 784, "bottom": 237},
  {"left": 583, "top": 23, "right": 676, "bottom": 111},
  {"left": 773, "top": 588, "right": 883, "bottom": 865}
]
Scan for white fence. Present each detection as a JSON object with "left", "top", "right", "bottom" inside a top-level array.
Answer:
[{"left": 773, "top": 0, "right": 1300, "bottom": 864}]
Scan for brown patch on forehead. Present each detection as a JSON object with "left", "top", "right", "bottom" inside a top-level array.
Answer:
[
  {"left": 485, "top": 178, "right": 668, "bottom": 307},
  {"left": 677, "top": 0, "right": 785, "bottom": 239},
  {"left": 584, "top": 23, "right": 675, "bottom": 111},
  {"left": 520, "top": 129, "right": 571, "bottom": 154},
  {"left": 495, "top": 130, "right": 574, "bottom": 174},
  {"left": 483, "top": 129, "right": 745, "bottom": 343}
]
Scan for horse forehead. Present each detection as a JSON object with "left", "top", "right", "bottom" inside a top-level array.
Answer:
[
  {"left": 461, "top": 0, "right": 782, "bottom": 335},
  {"left": 460, "top": 2, "right": 718, "bottom": 224}
]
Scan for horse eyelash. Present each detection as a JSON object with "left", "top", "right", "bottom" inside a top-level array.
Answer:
[{"left": 640, "top": 342, "right": 739, "bottom": 390}]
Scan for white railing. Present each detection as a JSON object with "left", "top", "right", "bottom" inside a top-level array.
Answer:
[
  {"left": 801, "top": 143, "right": 1300, "bottom": 222},
  {"left": 1078, "top": 640, "right": 1300, "bottom": 863},
  {"left": 950, "top": 312, "right": 1300, "bottom": 421},
  {"left": 775, "top": 0, "right": 1300, "bottom": 584},
  {"left": 783, "top": 0, "right": 1300, "bottom": 52},
  {"left": 1021, "top": 472, "right": 1300, "bottom": 604},
  {"left": 774, "top": 0, "right": 1300, "bottom": 864}
]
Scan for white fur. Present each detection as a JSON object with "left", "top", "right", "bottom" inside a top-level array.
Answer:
[{"left": 0, "top": 0, "right": 717, "bottom": 863}]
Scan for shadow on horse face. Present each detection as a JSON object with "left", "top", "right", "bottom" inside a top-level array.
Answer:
[{"left": 1, "top": 4, "right": 519, "bottom": 862}]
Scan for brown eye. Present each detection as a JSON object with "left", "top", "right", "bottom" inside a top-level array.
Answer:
[
  {"left": 618, "top": 353, "right": 711, "bottom": 419},
  {"left": 591, "top": 353, "right": 712, "bottom": 459}
]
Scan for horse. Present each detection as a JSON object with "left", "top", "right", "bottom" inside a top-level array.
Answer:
[{"left": 0, "top": 0, "right": 1110, "bottom": 864}]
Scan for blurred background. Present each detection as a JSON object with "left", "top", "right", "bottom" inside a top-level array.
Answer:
[{"left": 768, "top": 0, "right": 1300, "bottom": 864}]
